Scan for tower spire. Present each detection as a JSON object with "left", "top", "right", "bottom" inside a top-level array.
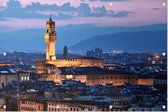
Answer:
[{"left": 49, "top": 14, "right": 52, "bottom": 21}]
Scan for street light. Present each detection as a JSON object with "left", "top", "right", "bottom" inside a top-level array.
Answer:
[
  {"left": 109, "top": 105, "right": 112, "bottom": 111},
  {"left": 3, "top": 52, "right": 6, "bottom": 57},
  {"left": 155, "top": 55, "right": 160, "bottom": 59},
  {"left": 3, "top": 105, "right": 6, "bottom": 109},
  {"left": 162, "top": 52, "right": 166, "bottom": 56},
  {"left": 148, "top": 57, "right": 151, "bottom": 61},
  {"left": 162, "top": 105, "right": 166, "bottom": 109},
  {"left": 56, "top": 105, "right": 60, "bottom": 111}
]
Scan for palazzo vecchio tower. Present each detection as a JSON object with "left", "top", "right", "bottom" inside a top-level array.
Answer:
[{"left": 44, "top": 16, "right": 56, "bottom": 61}]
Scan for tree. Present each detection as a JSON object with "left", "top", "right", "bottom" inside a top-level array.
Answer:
[{"left": 63, "top": 46, "right": 68, "bottom": 59}]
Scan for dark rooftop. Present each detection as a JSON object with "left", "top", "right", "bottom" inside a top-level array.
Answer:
[
  {"left": 56, "top": 57, "right": 103, "bottom": 60},
  {"left": 58, "top": 67, "right": 137, "bottom": 75},
  {"left": 0, "top": 66, "right": 16, "bottom": 75}
]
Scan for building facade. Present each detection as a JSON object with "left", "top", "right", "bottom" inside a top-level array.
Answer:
[
  {"left": 59, "top": 67, "right": 138, "bottom": 86},
  {"left": 0, "top": 65, "right": 18, "bottom": 88},
  {"left": 36, "top": 17, "right": 104, "bottom": 74},
  {"left": 109, "top": 97, "right": 132, "bottom": 111},
  {"left": 19, "top": 99, "right": 110, "bottom": 111},
  {"left": 19, "top": 99, "right": 47, "bottom": 111}
]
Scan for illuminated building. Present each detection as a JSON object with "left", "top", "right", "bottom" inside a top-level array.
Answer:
[
  {"left": 36, "top": 17, "right": 104, "bottom": 74},
  {"left": 47, "top": 101, "right": 110, "bottom": 111},
  {"left": 35, "top": 17, "right": 139, "bottom": 86},
  {"left": 18, "top": 72, "right": 30, "bottom": 81},
  {"left": 19, "top": 99, "right": 47, "bottom": 111},
  {"left": 138, "top": 72, "right": 167, "bottom": 85},
  {"left": 57, "top": 67, "right": 138, "bottom": 86},
  {"left": 44, "top": 16, "right": 56, "bottom": 61},
  {"left": 138, "top": 78, "right": 154, "bottom": 85},
  {"left": 19, "top": 99, "right": 110, "bottom": 111},
  {"left": 19, "top": 97, "right": 132, "bottom": 111}
]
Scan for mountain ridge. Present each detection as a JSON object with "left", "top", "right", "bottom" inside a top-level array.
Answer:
[
  {"left": 70, "top": 30, "right": 167, "bottom": 53},
  {"left": 0, "top": 23, "right": 166, "bottom": 52}
]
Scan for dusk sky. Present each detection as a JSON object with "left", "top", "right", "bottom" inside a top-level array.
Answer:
[
  {"left": 0, "top": 0, "right": 167, "bottom": 52},
  {"left": 0, "top": 0, "right": 167, "bottom": 31}
]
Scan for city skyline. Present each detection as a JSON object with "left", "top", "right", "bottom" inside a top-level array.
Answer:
[{"left": 0, "top": 1, "right": 167, "bottom": 111}]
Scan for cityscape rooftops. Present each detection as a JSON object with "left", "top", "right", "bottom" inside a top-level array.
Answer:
[
  {"left": 0, "top": 66, "right": 16, "bottom": 75},
  {"left": 59, "top": 67, "right": 137, "bottom": 75}
]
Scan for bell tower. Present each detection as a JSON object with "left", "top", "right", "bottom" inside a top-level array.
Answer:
[{"left": 44, "top": 15, "right": 56, "bottom": 61}]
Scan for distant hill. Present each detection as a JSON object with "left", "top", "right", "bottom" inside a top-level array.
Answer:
[
  {"left": 0, "top": 24, "right": 166, "bottom": 52},
  {"left": 0, "top": 29, "right": 45, "bottom": 52},
  {"left": 70, "top": 30, "right": 167, "bottom": 53}
]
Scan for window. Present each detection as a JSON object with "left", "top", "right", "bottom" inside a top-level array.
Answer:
[
  {"left": 118, "top": 101, "right": 121, "bottom": 105},
  {"left": 24, "top": 77, "right": 27, "bottom": 81},
  {"left": 66, "top": 75, "right": 73, "bottom": 79},
  {"left": 27, "top": 77, "right": 30, "bottom": 81},
  {"left": 2, "top": 83, "right": 4, "bottom": 87},
  {"left": 21, "top": 77, "right": 24, "bottom": 81}
]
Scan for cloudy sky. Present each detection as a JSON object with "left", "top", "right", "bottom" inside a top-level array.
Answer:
[{"left": 0, "top": 0, "right": 167, "bottom": 31}]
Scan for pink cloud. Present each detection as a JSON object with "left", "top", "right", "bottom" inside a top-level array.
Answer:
[{"left": 0, "top": 0, "right": 166, "bottom": 30}]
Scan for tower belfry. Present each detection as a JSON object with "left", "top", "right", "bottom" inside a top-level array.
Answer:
[{"left": 44, "top": 16, "right": 56, "bottom": 61}]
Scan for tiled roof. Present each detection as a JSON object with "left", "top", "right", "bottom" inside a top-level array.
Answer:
[{"left": 0, "top": 66, "right": 16, "bottom": 75}]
